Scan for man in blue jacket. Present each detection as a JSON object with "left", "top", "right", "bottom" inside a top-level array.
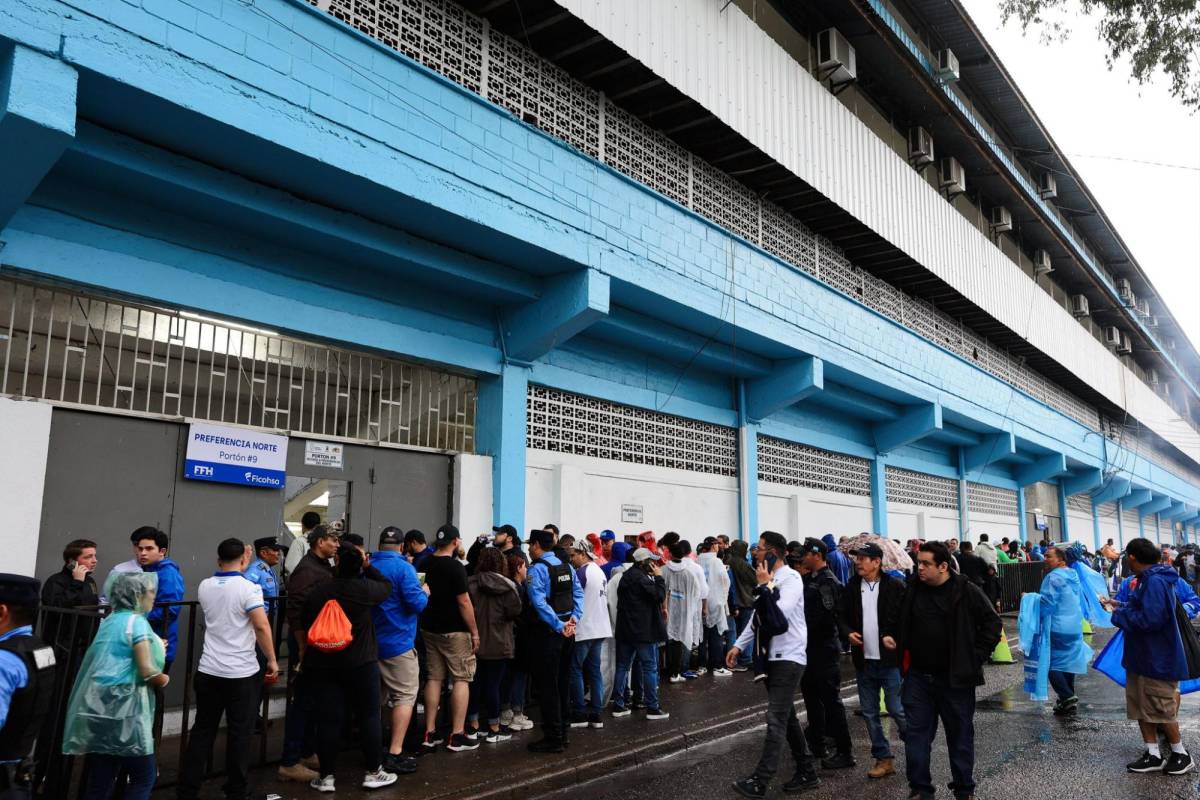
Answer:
[
  {"left": 1102, "top": 537, "right": 1194, "bottom": 776},
  {"left": 137, "top": 528, "right": 185, "bottom": 671},
  {"left": 372, "top": 526, "right": 430, "bottom": 775},
  {"left": 525, "top": 529, "right": 583, "bottom": 754}
]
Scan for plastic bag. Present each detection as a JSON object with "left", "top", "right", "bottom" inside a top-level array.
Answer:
[{"left": 307, "top": 599, "right": 353, "bottom": 652}]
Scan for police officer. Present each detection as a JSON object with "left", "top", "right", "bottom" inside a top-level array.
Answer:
[
  {"left": 0, "top": 575, "right": 56, "bottom": 799},
  {"left": 791, "top": 538, "right": 855, "bottom": 770},
  {"left": 244, "top": 537, "right": 283, "bottom": 614},
  {"left": 524, "top": 529, "right": 583, "bottom": 754}
]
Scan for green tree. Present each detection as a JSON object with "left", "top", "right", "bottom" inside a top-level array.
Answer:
[{"left": 999, "top": 0, "right": 1200, "bottom": 109}]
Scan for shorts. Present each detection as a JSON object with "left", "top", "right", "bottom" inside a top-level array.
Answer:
[
  {"left": 1125, "top": 672, "right": 1180, "bottom": 724},
  {"left": 379, "top": 649, "right": 419, "bottom": 707},
  {"left": 423, "top": 630, "right": 476, "bottom": 683}
]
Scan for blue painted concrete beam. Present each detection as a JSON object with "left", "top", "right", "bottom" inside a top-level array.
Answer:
[
  {"left": 1123, "top": 489, "right": 1154, "bottom": 510},
  {"left": 961, "top": 432, "right": 1016, "bottom": 474},
  {"left": 1140, "top": 495, "right": 1174, "bottom": 517},
  {"left": 874, "top": 402, "right": 942, "bottom": 454},
  {"left": 1062, "top": 468, "right": 1103, "bottom": 497},
  {"left": 476, "top": 363, "right": 529, "bottom": 528},
  {"left": 870, "top": 457, "right": 888, "bottom": 535},
  {"left": 597, "top": 308, "right": 772, "bottom": 377},
  {"left": 1162, "top": 501, "right": 1190, "bottom": 520},
  {"left": 820, "top": 383, "right": 898, "bottom": 419},
  {"left": 1091, "top": 477, "right": 1131, "bottom": 505},
  {"left": 745, "top": 356, "right": 823, "bottom": 422},
  {"left": 501, "top": 269, "right": 609, "bottom": 362},
  {"left": 0, "top": 46, "right": 77, "bottom": 229},
  {"left": 1015, "top": 453, "right": 1068, "bottom": 486}
]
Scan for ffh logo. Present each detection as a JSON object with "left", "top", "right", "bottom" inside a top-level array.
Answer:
[{"left": 193, "top": 465, "right": 214, "bottom": 477}]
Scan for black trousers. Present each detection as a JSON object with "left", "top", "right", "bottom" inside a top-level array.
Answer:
[
  {"left": 176, "top": 672, "right": 259, "bottom": 800},
  {"left": 800, "top": 657, "right": 852, "bottom": 755},
  {"left": 754, "top": 660, "right": 813, "bottom": 782},
  {"left": 529, "top": 627, "right": 572, "bottom": 744},
  {"left": 313, "top": 661, "right": 383, "bottom": 776}
]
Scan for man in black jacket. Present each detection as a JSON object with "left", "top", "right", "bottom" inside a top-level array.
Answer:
[
  {"left": 898, "top": 541, "right": 1002, "bottom": 800},
  {"left": 39, "top": 539, "right": 100, "bottom": 656},
  {"left": 842, "top": 542, "right": 907, "bottom": 780},
  {"left": 611, "top": 548, "right": 669, "bottom": 721},
  {"left": 792, "top": 538, "right": 854, "bottom": 770}
]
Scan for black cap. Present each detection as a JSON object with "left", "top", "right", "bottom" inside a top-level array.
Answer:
[
  {"left": 851, "top": 543, "right": 884, "bottom": 559},
  {"left": 341, "top": 533, "right": 364, "bottom": 547},
  {"left": 492, "top": 524, "right": 518, "bottom": 537},
  {"left": 0, "top": 574, "right": 40, "bottom": 606},
  {"left": 434, "top": 524, "right": 460, "bottom": 546},
  {"left": 379, "top": 526, "right": 403, "bottom": 546},
  {"left": 253, "top": 536, "right": 282, "bottom": 552},
  {"left": 801, "top": 537, "right": 827, "bottom": 557}
]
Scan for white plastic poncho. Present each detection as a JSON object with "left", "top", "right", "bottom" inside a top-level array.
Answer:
[
  {"left": 665, "top": 560, "right": 704, "bottom": 648},
  {"left": 698, "top": 552, "right": 730, "bottom": 633}
]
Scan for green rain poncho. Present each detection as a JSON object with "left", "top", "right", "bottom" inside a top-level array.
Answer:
[{"left": 62, "top": 571, "right": 164, "bottom": 756}]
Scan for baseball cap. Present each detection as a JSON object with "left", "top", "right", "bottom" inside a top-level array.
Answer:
[
  {"left": 851, "top": 542, "right": 884, "bottom": 559},
  {"left": 801, "top": 537, "right": 827, "bottom": 557},
  {"left": 307, "top": 524, "right": 337, "bottom": 547},
  {"left": 379, "top": 526, "right": 403, "bottom": 546},
  {"left": 599, "top": 530, "right": 617, "bottom": 541},
  {"left": 434, "top": 524, "right": 460, "bottom": 546},
  {"left": 0, "top": 574, "right": 40, "bottom": 606},
  {"left": 631, "top": 547, "right": 663, "bottom": 563},
  {"left": 492, "top": 524, "right": 518, "bottom": 537},
  {"left": 571, "top": 540, "right": 595, "bottom": 560},
  {"left": 341, "top": 533, "right": 364, "bottom": 548}
]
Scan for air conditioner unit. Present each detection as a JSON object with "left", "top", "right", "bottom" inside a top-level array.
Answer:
[
  {"left": 1148, "top": 369, "right": 1160, "bottom": 388},
  {"left": 1032, "top": 249, "right": 1053, "bottom": 275},
  {"left": 1149, "top": 315, "right": 1159, "bottom": 329},
  {"left": 938, "top": 157, "right": 966, "bottom": 195},
  {"left": 817, "top": 28, "right": 857, "bottom": 84},
  {"left": 935, "top": 49, "right": 960, "bottom": 82},
  {"left": 1117, "top": 278, "right": 1134, "bottom": 303},
  {"left": 1070, "top": 294, "right": 1090, "bottom": 318},
  {"left": 1117, "top": 332, "right": 1133, "bottom": 355},
  {"left": 990, "top": 206, "right": 1013, "bottom": 232},
  {"left": 1166, "top": 338, "right": 1177, "bottom": 352},
  {"left": 1137, "top": 298, "right": 1151, "bottom": 318},
  {"left": 1104, "top": 326, "right": 1122, "bottom": 348},
  {"left": 1037, "top": 172, "right": 1057, "bottom": 199},
  {"left": 908, "top": 126, "right": 935, "bottom": 167}
]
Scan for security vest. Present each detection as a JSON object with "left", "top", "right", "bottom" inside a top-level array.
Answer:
[
  {"left": 533, "top": 558, "right": 575, "bottom": 618},
  {"left": 0, "top": 633, "right": 56, "bottom": 764}
]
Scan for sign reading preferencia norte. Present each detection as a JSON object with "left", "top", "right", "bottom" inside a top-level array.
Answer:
[{"left": 184, "top": 422, "right": 288, "bottom": 488}]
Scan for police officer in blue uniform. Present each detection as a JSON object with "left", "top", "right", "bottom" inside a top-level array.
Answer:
[
  {"left": 243, "top": 537, "right": 283, "bottom": 614},
  {"left": 0, "top": 575, "right": 56, "bottom": 799}
]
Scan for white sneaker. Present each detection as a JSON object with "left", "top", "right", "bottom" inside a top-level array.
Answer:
[
  {"left": 668, "top": 674, "right": 685, "bottom": 684},
  {"left": 712, "top": 667, "right": 733, "bottom": 677},
  {"left": 510, "top": 714, "right": 534, "bottom": 731},
  {"left": 500, "top": 709, "right": 514, "bottom": 727},
  {"left": 362, "top": 768, "right": 398, "bottom": 789},
  {"left": 310, "top": 775, "right": 336, "bottom": 793},
  {"left": 695, "top": 667, "right": 708, "bottom": 676}
]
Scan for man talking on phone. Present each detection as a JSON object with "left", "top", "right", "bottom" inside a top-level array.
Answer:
[{"left": 726, "top": 531, "right": 818, "bottom": 797}]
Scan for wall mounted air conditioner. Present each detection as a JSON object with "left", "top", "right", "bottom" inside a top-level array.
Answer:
[
  {"left": 1070, "top": 294, "right": 1089, "bottom": 318},
  {"left": 1038, "top": 172, "right": 1057, "bottom": 199},
  {"left": 938, "top": 157, "right": 966, "bottom": 195},
  {"left": 1137, "top": 298, "right": 1151, "bottom": 318},
  {"left": 1117, "top": 332, "right": 1133, "bottom": 355},
  {"left": 990, "top": 206, "right": 1012, "bottom": 233},
  {"left": 1032, "top": 249, "right": 1053, "bottom": 275},
  {"left": 1149, "top": 315, "right": 1159, "bottom": 329},
  {"left": 908, "top": 126, "right": 935, "bottom": 167},
  {"left": 817, "top": 28, "right": 857, "bottom": 84},
  {"left": 1104, "top": 326, "right": 1122, "bottom": 348},
  {"left": 1148, "top": 369, "right": 1160, "bottom": 388},
  {"left": 1117, "top": 278, "right": 1134, "bottom": 303},
  {"left": 935, "top": 49, "right": 960, "bottom": 82}
]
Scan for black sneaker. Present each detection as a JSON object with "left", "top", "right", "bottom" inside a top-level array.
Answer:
[
  {"left": 821, "top": 752, "right": 856, "bottom": 770},
  {"left": 1127, "top": 751, "right": 1166, "bottom": 772},
  {"left": 631, "top": 700, "right": 648, "bottom": 710},
  {"left": 610, "top": 704, "right": 632, "bottom": 718},
  {"left": 588, "top": 714, "right": 604, "bottom": 729},
  {"left": 484, "top": 727, "right": 513, "bottom": 744},
  {"left": 732, "top": 776, "right": 767, "bottom": 798},
  {"left": 1164, "top": 751, "right": 1195, "bottom": 775},
  {"left": 419, "top": 732, "right": 443, "bottom": 752},
  {"left": 782, "top": 770, "right": 820, "bottom": 793},
  {"left": 445, "top": 733, "right": 479, "bottom": 752},
  {"left": 1052, "top": 696, "right": 1079, "bottom": 715},
  {"left": 568, "top": 714, "right": 589, "bottom": 729},
  {"left": 382, "top": 753, "right": 418, "bottom": 774},
  {"left": 645, "top": 707, "right": 670, "bottom": 720}
]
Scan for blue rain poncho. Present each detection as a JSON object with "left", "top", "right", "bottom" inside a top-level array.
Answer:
[
  {"left": 62, "top": 571, "right": 163, "bottom": 757},
  {"left": 1019, "top": 567, "right": 1092, "bottom": 701},
  {"left": 1063, "top": 543, "right": 1113, "bottom": 628},
  {"left": 1095, "top": 575, "right": 1200, "bottom": 693}
]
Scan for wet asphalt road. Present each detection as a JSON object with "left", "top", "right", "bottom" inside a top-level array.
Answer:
[{"left": 560, "top": 646, "right": 1200, "bottom": 800}]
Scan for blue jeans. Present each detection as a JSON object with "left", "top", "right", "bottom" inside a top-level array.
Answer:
[
  {"left": 570, "top": 638, "right": 606, "bottom": 716},
  {"left": 902, "top": 671, "right": 976, "bottom": 799},
  {"left": 83, "top": 754, "right": 156, "bottom": 800},
  {"left": 735, "top": 607, "right": 754, "bottom": 665},
  {"left": 613, "top": 641, "right": 659, "bottom": 711},
  {"left": 281, "top": 634, "right": 317, "bottom": 766},
  {"left": 856, "top": 661, "right": 906, "bottom": 759},
  {"left": 724, "top": 615, "right": 738, "bottom": 653},
  {"left": 1048, "top": 670, "right": 1076, "bottom": 702}
]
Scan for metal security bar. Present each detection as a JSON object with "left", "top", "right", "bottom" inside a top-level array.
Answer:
[
  {"left": 526, "top": 385, "right": 738, "bottom": 476},
  {"left": 756, "top": 434, "right": 872, "bottom": 496},
  {"left": 886, "top": 466, "right": 959, "bottom": 509},
  {"left": 966, "top": 481, "right": 1018, "bottom": 517},
  {"left": 0, "top": 278, "right": 477, "bottom": 452}
]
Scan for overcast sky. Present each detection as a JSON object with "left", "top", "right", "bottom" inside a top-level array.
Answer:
[{"left": 957, "top": 0, "right": 1200, "bottom": 355}]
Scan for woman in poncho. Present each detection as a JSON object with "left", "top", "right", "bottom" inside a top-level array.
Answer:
[{"left": 62, "top": 571, "right": 168, "bottom": 800}]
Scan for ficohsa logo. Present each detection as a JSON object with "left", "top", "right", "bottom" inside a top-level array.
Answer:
[{"left": 244, "top": 472, "right": 281, "bottom": 487}]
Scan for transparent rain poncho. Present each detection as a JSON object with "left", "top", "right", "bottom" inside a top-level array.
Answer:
[{"left": 62, "top": 571, "right": 163, "bottom": 756}]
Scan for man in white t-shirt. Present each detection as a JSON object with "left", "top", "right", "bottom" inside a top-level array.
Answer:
[
  {"left": 176, "top": 538, "right": 279, "bottom": 800},
  {"left": 566, "top": 539, "right": 614, "bottom": 728},
  {"left": 841, "top": 543, "right": 907, "bottom": 781}
]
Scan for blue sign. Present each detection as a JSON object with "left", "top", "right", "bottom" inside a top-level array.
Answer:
[{"left": 184, "top": 422, "right": 288, "bottom": 489}]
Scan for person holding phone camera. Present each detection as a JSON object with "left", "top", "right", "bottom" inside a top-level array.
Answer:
[{"left": 40, "top": 540, "right": 100, "bottom": 655}]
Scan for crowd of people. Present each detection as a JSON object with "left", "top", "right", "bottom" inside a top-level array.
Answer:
[{"left": 0, "top": 521, "right": 1197, "bottom": 800}]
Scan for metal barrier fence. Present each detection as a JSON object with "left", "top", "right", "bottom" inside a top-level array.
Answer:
[
  {"left": 34, "top": 598, "right": 289, "bottom": 799},
  {"left": 997, "top": 561, "right": 1048, "bottom": 613}
]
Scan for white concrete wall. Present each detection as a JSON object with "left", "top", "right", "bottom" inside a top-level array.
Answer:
[
  {"left": 964, "top": 511, "right": 1020, "bottom": 545},
  {"left": 1066, "top": 509, "right": 1095, "bottom": 545},
  {"left": 0, "top": 398, "right": 52, "bottom": 576},
  {"left": 525, "top": 449, "right": 739, "bottom": 540},
  {"left": 453, "top": 453, "right": 493, "bottom": 538},
  {"left": 888, "top": 502, "right": 960, "bottom": 542},
  {"left": 758, "top": 482, "right": 873, "bottom": 541},
  {"left": 1098, "top": 508, "right": 1121, "bottom": 548}
]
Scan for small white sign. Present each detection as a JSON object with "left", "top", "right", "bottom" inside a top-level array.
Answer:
[
  {"left": 184, "top": 422, "right": 288, "bottom": 488},
  {"left": 304, "top": 440, "right": 344, "bottom": 469},
  {"left": 621, "top": 504, "right": 644, "bottom": 524}
]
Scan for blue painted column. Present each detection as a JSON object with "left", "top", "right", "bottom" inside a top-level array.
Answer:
[
  {"left": 870, "top": 456, "right": 888, "bottom": 536},
  {"left": 737, "top": 380, "right": 759, "bottom": 541},
  {"left": 1017, "top": 487, "right": 1028, "bottom": 543},
  {"left": 476, "top": 363, "right": 529, "bottom": 529},
  {"left": 1115, "top": 501, "right": 1125, "bottom": 548},
  {"left": 1138, "top": 513, "right": 1145, "bottom": 540},
  {"left": 1057, "top": 481, "right": 1070, "bottom": 543},
  {"left": 957, "top": 449, "right": 970, "bottom": 540},
  {"left": 1090, "top": 499, "right": 1102, "bottom": 553}
]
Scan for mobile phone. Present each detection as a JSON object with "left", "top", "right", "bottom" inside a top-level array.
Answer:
[{"left": 67, "top": 560, "right": 78, "bottom": 571}]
